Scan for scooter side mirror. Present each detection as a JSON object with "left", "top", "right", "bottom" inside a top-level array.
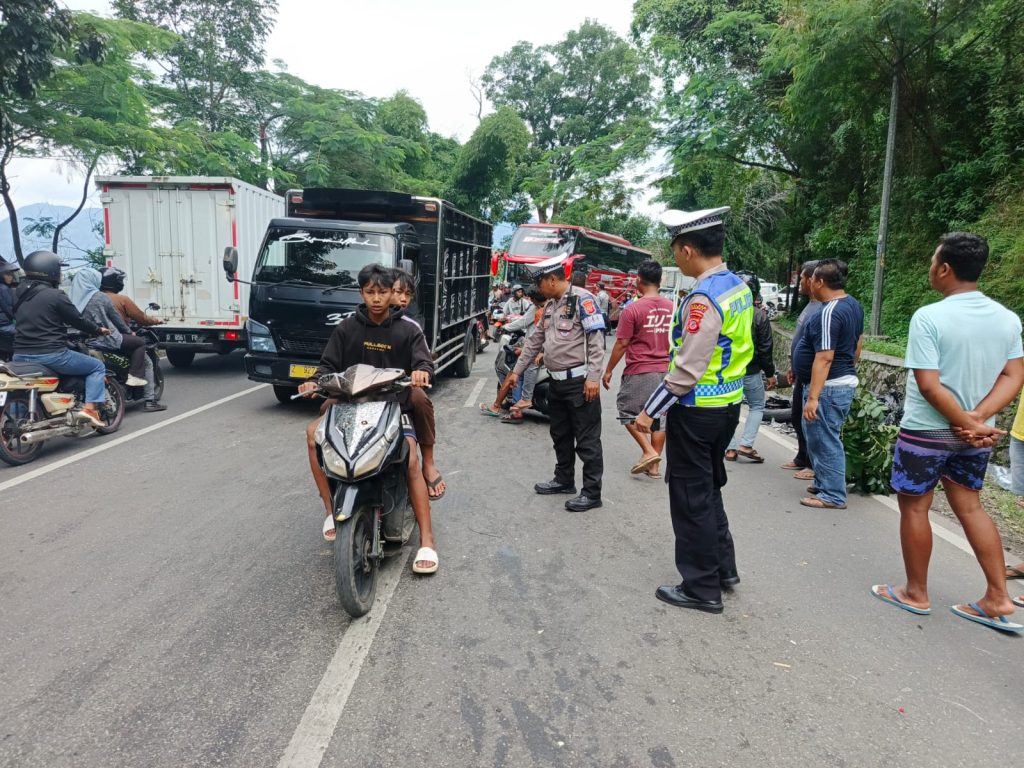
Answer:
[
  {"left": 223, "top": 247, "right": 239, "bottom": 281},
  {"left": 147, "top": 302, "right": 161, "bottom": 311}
]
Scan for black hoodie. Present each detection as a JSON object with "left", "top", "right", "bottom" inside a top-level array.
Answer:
[
  {"left": 13, "top": 280, "right": 102, "bottom": 354},
  {"left": 314, "top": 305, "right": 433, "bottom": 406}
]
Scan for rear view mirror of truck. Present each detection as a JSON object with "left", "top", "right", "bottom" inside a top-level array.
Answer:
[{"left": 223, "top": 247, "right": 239, "bottom": 280}]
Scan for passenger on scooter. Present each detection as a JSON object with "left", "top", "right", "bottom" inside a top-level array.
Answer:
[
  {"left": 72, "top": 268, "right": 167, "bottom": 413},
  {"left": 502, "top": 284, "right": 532, "bottom": 318},
  {"left": 11, "top": 251, "right": 112, "bottom": 428},
  {"left": 299, "top": 264, "right": 439, "bottom": 574},
  {"left": 100, "top": 268, "right": 164, "bottom": 327},
  {"left": 390, "top": 269, "right": 445, "bottom": 500},
  {"left": 480, "top": 289, "right": 545, "bottom": 420}
]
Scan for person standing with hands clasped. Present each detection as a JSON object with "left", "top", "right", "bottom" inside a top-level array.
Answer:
[
  {"left": 634, "top": 208, "right": 754, "bottom": 614},
  {"left": 507, "top": 254, "right": 606, "bottom": 512}
]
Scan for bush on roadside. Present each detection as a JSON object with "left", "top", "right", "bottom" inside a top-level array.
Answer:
[{"left": 843, "top": 388, "right": 899, "bottom": 495}]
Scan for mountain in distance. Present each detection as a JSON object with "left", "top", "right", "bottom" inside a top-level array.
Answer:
[{"left": 0, "top": 203, "right": 103, "bottom": 264}]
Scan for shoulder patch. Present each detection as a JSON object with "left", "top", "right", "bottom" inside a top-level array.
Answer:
[
  {"left": 686, "top": 301, "right": 709, "bottom": 334},
  {"left": 580, "top": 297, "right": 598, "bottom": 316}
]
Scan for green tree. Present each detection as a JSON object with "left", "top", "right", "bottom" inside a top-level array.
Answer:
[{"left": 484, "top": 21, "right": 654, "bottom": 223}]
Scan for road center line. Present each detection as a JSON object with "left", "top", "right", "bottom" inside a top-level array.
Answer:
[
  {"left": 277, "top": 548, "right": 411, "bottom": 768},
  {"left": 757, "top": 420, "right": 977, "bottom": 556},
  {"left": 463, "top": 377, "right": 486, "bottom": 408},
  {"left": 0, "top": 384, "right": 267, "bottom": 494}
]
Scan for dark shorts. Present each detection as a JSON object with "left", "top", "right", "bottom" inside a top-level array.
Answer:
[
  {"left": 890, "top": 428, "right": 991, "bottom": 495},
  {"left": 616, "top": 372, "right": 664, "bottom": 431}
]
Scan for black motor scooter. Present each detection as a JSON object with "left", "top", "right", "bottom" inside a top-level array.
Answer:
[{"left": 100, "top": 304, "right": 165, "bottom": 406}]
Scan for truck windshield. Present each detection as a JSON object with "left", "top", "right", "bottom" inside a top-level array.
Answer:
[
  {"left": 508, "top": 227, "right": 578, "bottom": 258},
  {"left": 254, "top": 228, "right": 396, "bottom": 287}
]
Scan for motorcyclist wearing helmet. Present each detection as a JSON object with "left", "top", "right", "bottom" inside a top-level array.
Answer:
[
  {"left": 0, "top": 258, "right": 20, "bottom": 358},
  {"left": 725, "top": 271, "right": 777, "bottom": 462},
  {"left": 100, "top": 267, "right": 163, "bottom": 327},
  {"left": 11, "top": 251, "right": 112, "bottom": 428},
  {"left": 501, "top": 284, "right": 531, "bottom": 318}
]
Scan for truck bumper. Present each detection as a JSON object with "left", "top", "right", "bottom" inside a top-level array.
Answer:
[
  {"left": 156, "top": 327, "right": 246, "bottom": 354},
  {"left": 244, "top": 353, "right": 320, "bottom": 387}
]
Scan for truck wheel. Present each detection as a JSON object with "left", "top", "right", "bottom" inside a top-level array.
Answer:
[
  {"left": 166, "top": 350, "right": 195, "bottom": 368},
  {"left": 334, "top": 505, "right": 378, "bottom": 618},
  {"left": 451, "top": 332, "right": 477, "bottom": 378},
  {"left": 273, "top": 385, "right": 297, "bottom": 404}
]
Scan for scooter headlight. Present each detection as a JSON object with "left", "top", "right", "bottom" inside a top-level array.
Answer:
[
  {"left": 321, "top": 441, "right": 349, "bottom": 478},
  {"left": 352, "top": 435, "right": 393, "bottom": 478}
]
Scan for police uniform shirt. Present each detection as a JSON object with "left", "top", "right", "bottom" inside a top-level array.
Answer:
[
  {"left": 644, "top": 263, "right": 729, "bottom": 417},
  {"left": 512, "top": 286, "right": 605, "bottom": 380}
]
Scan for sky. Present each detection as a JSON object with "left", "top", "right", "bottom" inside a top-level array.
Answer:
[{"left": 10, "top": 0, "right": 657, "bottom": 214}]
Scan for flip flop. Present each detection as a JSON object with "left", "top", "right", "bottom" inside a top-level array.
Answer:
[
  {"left": 793, "top": 468, "right": 815, "bottom": 480},
  {"left": 644, "top": 467, "right": 661, "bottom": 479},
  {"left": 479, "top": 403, "right": 503, "bottom": 417},
  {"left": 631, "top": 455, "right": 661, "bottom": 475},
  {"left": 500, "top": 409, "right": 524, "bottom": 424},
  {"left": 800, "top": 496, "right": 846, "bottom": 509},
  {"left": 426, "top": 474, "right": 446, "bottom": 500},
  {"left": 1005, "top": 563, "right": 1024, "bottom": 580},
  {"left": 412, "top": 546, "right": 439, "bottom": 575},
  {"left": 780, "top": 461, "right": 805, "bottom": 470},
  {"left": 737, "top": 448, "right": 765, "bottom": 463},
  {"left": 950, "top": 602, "right": 1024, "bottom": 633},
  {"left": 724, "top": 450, "right": 738, "bottom": 462},
  {"left": 322, "top": 515, "right": 336, "bottom": 542},
  {"left": 1013, "top": 596, "right": 1024, "bottom": 608},
  {"left": 871, "top": 584, "right": 931, "bottom": 615}
]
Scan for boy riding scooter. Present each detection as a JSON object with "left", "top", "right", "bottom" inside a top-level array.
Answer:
[{"left": 300, "top": 264, "right": 439, "bottom": 574}]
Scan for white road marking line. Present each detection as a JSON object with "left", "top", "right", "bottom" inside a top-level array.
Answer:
[
  {"left": 463, "top": 377, "right": 486, "bottom": 408},
  {"left": 757, "top": 418, "right": 978, "bottom": 557},
  {"left": 277, "top": 548, "right": 411, "bottom": 768},
  {"left": 0, "top": 384, "right": 267, "bottom": 494}
]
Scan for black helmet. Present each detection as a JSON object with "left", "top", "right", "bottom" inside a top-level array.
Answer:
[
  {"left": 22, "top": 250, "right": 61, "bottom": 287},
  {"left": 101, "top": 267, "right": 126, "bottom": 293},
  {"left": 736, "top": 270, "right": 761, "bottom": 301}
]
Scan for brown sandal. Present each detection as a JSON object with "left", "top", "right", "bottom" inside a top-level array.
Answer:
[
  {"left": 799, "top": 496, "right": 846, "bottom": 509},
  {"left": 724, "top": 449, "right": 738, "bottom": 461},
  {"left": 737, "top": 447, "right": 764, "bottom": 463}
]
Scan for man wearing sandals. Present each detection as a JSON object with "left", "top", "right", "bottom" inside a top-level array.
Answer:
[
  {"left": 725, "top": 273, "right": 777, "bottom": 464},
  {"left": 634, "top": 207, "right": 754, "bottom": 614},
  {"left": 872, "top": 233, "right": 1024, "bottom": 632},
  {"left": 602, "top": 259, "right": 673, "bottom": 478}
]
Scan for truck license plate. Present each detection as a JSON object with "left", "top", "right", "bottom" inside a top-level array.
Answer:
[
  {"left": 289, "top": 364, "right": 318, "bottom": 379},
  {"left": 169, "top": 333, "right": 202, "bottom": 344}
]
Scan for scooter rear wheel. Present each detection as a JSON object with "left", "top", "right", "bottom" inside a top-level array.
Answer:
[
  {"left": 0, "top": 396, "right": 43, "bottom": 466},
  {"left": 334, "top": 504, "right": 378, "bottom": 618}
]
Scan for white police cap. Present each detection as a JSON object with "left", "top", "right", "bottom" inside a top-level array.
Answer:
[
  {"left": 661, "top": 207, "right": 731, "bottom": 240},
  {"left": 525, "top": 253, "right": 569, "bottom": 282}
]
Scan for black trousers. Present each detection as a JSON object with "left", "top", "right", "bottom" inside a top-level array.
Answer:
[
  {"left": 548, "top": 377, "right": 603, "bottom": 498},
  {"left": 791, "top": 379, "right": 809, "bottom": 467},
  {"left": 665, "top": 403, "right": 741, "bottom": 602},
  {"left": 120, "top": 335, "right": 147, "bottom": 378}
]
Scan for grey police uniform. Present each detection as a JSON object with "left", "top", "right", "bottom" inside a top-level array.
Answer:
[{"left": 514, "top": 284, "right": 606, "bottom": 499}]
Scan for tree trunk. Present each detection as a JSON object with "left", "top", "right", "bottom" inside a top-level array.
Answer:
[
  {"left": 50, "top": 156, "right": 99, "bottom": 255},
  {"left": 0, "top": 160, "right": 23, "bottom": 265}
]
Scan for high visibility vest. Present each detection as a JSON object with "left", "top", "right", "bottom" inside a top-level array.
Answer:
[{"left": 668, "top": 271, "right": 754, "bottom": 407}]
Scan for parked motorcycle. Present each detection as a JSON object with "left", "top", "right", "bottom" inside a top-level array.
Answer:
[
  {"left": 302, "top": 364, "right": 419, "bottom": 618},
  {"left": 100, "top": 309, "right": 165, "bottom": 406},
  {"left": 0, "top": 344, "right": 126, "bottom": 466},
  {"left": 492, "top": 329, "right": 551, "bottom": 416}
]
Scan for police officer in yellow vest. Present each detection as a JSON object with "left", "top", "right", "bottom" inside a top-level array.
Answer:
[{"left": 635, "top": 207, "right": 754, "bottom": 614}]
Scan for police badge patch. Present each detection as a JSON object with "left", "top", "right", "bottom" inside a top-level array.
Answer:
[
  {"left": 579, "top": 295, "right": 606, "bottom": 332},
  {"left": 686, "top": 301, "right": 708, "bottom": 334}
]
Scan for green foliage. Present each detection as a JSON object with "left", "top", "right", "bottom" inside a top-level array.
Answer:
[
  {"left": 842, "top": 388, "right": 899, "bottom": 495},
  {"left": 0, "top": 0, "right": 73, "bottom": 99}
]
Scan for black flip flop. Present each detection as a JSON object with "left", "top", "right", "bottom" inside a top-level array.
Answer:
[
  {"left": 737, "top": 448, "right": 765, "bottom": 463},
  {"left": 426, "top": 475, "right": 446, "bottom": 500},
  {"left": 1005, "top": 563, "right": 1024, "bottom": 580}
]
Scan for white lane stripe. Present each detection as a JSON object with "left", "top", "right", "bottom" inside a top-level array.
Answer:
[
  {"left": 463, "top": 378, "right": 486, "bottom": 408},
  {"left": 277, "top": 548, "right": 411, "bottom": 768},
  {"left": 0, "top": 384, "right": 267, "bottom": 494},
  {"left": 756, "top": 420, "right": 977, "bottom": 556}
]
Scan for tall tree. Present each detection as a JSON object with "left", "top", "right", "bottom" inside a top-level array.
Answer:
[{"left": 483, "top": 21, "right": 654, "bottom": 222}]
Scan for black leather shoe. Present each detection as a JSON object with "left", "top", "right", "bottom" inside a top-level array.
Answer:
[
  {"left": 655, "top": 584, "right": 724, "bottom": 614},
  {"left": 565, "top": 494, "right": 602, "bottom": 512},
  {"left": 534, "top": 480, "right": 577, "bottom": 495},
  {"left": 720, "top": 570, "right": 741, "bottom": 588}
]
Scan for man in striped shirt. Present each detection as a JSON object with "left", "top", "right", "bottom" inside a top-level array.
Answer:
[{"left": 791, "top": 259, "right": 864, "bottom": 509}]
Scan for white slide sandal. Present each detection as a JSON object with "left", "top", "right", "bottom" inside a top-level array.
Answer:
[{"left": 412, "top": 547, "right": 439, "bottom": 574}]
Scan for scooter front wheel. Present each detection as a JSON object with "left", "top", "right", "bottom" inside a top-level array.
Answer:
[{"left": 334, "top": 504, "right": 378, "bottom": 618}]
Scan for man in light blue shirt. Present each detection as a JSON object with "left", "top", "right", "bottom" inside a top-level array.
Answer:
[{"left": 872, "top": 232, "right": 1024, "bottom": 633}]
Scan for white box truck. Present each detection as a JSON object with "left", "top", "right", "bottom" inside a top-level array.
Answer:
[{"left": 96, "top": 176, "right": 283, "bottom": 367}]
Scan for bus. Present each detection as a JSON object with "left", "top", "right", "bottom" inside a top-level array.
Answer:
[{"left": 495, "top": 224, "right": 652, "bottom": 316}]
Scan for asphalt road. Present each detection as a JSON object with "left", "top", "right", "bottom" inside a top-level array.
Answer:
[{"left": 1, "top": 351, "right": 1021, "bottom": 768}]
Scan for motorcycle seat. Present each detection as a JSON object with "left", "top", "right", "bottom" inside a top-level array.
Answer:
[{"left": 1, "top": 361, "right": 58, "bottom": 377}]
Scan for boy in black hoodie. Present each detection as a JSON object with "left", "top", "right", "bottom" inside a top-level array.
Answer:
[{"left": 300, "top": 264, "right": 438, "bottom": 574}]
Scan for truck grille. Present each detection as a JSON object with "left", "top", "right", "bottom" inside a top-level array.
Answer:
[{"left": 278, "top": 336, "right": 327, "bottom": 356}]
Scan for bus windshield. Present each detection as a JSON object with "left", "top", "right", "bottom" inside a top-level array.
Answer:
[
  {"left": 254, "top": 228, "right": 396, "bottom": 287},
  {"left": 508, "top": 227, "right": 578, "bottom": 259}
]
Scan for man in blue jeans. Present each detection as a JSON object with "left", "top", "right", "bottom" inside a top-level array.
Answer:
[
  {"left": 726, "top": 273, "right": 776, "bottom": 462},
  {"left": 791, "top": 259, "right": 864, "bottom": 509},
  {"left": 12, "top": 251, "right": 111, "bottom": 428}
]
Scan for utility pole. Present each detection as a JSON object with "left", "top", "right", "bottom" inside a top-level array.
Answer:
[{"left": 870, "top": 67, "right": 899, "bottom": 337}]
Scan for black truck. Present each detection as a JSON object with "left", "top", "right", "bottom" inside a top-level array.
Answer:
[{"left": 222, "top": 188, "right": 492, "bottom": 402}]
